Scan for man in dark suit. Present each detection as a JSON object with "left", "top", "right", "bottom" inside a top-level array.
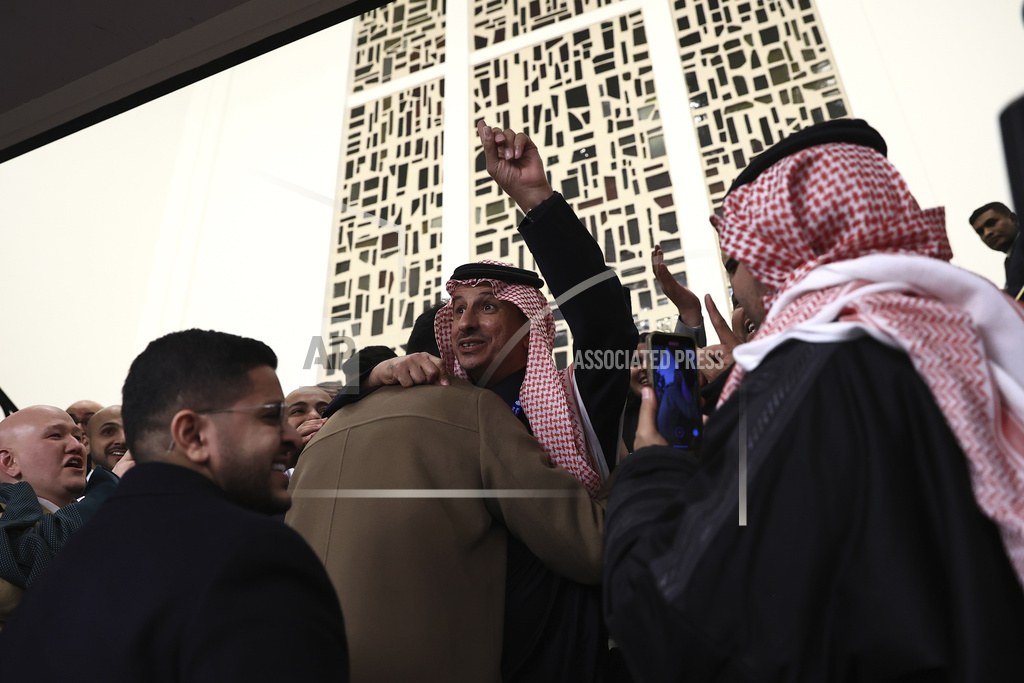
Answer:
[
  {"left": 970, "top": 201, "right": 1023, "bottom": 298},
  {"left": 0, "top": 329, "right": 349, "bottom": 682},
  {"left": 0, "top": 405, "right": 126, "bottom": 628}
]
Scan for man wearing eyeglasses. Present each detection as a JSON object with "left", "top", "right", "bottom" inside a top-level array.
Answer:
[{"left": 0, "top": 329, "right": 349, "bottom": 682}]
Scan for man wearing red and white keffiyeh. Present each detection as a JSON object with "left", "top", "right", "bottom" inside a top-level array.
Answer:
[
  {"left": 434, "top": 261, "right": 605, "bottom": 497},
  {"left": 712, "top": 130, "right": 1024, "bottom": 588},
  {"left": 604, "top": 119, "right": 1024, "bottom": 681}
]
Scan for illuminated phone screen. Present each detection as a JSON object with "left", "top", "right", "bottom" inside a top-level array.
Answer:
[{"left": 646, "top": 333, "right": 702, "bottom": 450}]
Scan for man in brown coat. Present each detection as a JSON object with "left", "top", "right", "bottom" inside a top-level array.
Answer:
[{"left": 286, "top": 379, "right": 606, "bottom": 683}]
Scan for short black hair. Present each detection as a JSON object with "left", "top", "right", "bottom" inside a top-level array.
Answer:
[
  {"left": 122, "top": 329, "right": 277, "bottom": 461},
  {"left": 969, "top": 201, "right": 1016, "bottom": 226},
  {"left": 406, "top": 303, "right": 444, "bottom": 356},
  {"left": 341, "top": 345, "right": 397, "bottom": 382}
]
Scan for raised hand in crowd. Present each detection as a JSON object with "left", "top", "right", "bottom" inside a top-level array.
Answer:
[
  {"left": 701, "top": 294, "right": 745, "bottom": 384},
  {"left": 652, "top": 244, "right": 702, "bottom": 328},
  {"left": 477, "top": 119, "right": 553, "bottom": 213}
]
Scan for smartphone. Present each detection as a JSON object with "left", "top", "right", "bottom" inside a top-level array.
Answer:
[{"left": 644, "top": 332, "right": 702, "bottom": 450}]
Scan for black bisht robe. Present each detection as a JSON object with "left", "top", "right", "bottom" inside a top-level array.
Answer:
[
  {"left": 501, "top": 193, "right": 637, "bottom": 683},
  {"left": 604, "top": 337, "right": 1024, "bottom": 682}
]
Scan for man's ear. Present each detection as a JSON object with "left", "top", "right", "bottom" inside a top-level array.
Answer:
[
  {"left": 519, "top": 329, "right": 531, "bottom": 355},
  {"left": 0, "top": 448, "right": 21, "bottom": 480},
  {"left": 168, "top": 411, "right": 211, "bottom": 466}
]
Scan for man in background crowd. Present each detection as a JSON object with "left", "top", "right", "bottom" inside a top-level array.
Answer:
[
  {"left": 970, "top": 201, "right": 1023, "bottom": 298},
  {"left": 285, "top": 386, "right": 332, "bottom": 446},
  {"left": 85, "top": 404, "right": 127, "bottom": 472},
  {"left": 66, "top": 399, "right": 103, "bottom": 458},
  {"left": 0, "top": 405, "right": 125, "bottom": 627}
]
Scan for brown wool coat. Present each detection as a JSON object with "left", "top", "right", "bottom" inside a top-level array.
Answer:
[{"left": 286, "top": 379, "right": 606, "bottom": 683}]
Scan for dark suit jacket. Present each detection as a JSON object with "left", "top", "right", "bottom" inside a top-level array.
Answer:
[
  {"left": 0, "top": 462, "right": 349, "bottom": 683},
  {"left": 0, "top": 467, "right": 120, "bottom": 629},
  {"left": 1005, "top": 232, "right": 1024, "bottom": 297}
]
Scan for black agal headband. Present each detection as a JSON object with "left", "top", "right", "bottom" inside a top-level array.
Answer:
[
  {"left": 726, "top": 118, "right": 888, "bottom": 195},
  {"left": 450, "top": 262, "right": 545, "bottom": 289}
]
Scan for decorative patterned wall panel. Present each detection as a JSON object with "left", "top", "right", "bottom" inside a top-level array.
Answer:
[
  {"left": 323, "top": 0, "right": 852, "bottom": 375},
  {"left": 324, "top": 78, "right": 446, "bottom": 373},
  {"left": 472, "top": 0, "right": 624, "bottom": 49},
  {"left": 352, "top": 0, "right": 447, "bottom": 93},
  {"left": 672, "top": 0, "right": 851, "bottom": 208},
  {"left": 472, "top": 10, "right": 688, "bottom": 366}
]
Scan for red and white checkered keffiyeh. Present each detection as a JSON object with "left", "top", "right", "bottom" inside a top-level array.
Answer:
[
  {"left": 713, "top": 142, "right": 1024, "bottom": 586},
  {"left": 434, "top": 260, "right": 603, "bottom": 496}
]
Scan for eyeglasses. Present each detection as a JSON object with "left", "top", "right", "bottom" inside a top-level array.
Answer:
[
  {"left": 166, "top": 401, "right": 288, "bottom": 453},
  {"left": 197, "top": 401, "right": 288, "bottom": 427}
]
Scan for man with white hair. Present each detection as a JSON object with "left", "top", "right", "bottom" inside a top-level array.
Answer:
[{"left": 604, "top": 119, "right": 1024, "bottom": 680}]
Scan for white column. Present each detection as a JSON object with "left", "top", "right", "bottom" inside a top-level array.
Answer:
[
  {"left": 441, "top": 0, "right": 472, "bottom": 279},
  {"left": 642, "top": 0, "right": 732, "bottom": 342}
]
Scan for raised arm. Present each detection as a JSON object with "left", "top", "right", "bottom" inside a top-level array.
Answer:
[
  {"left": 478, "top": 119, "right": 638, "bottom": 471},
  {"left": 477, "top": 120, "right": 553, "bottom": 213}
]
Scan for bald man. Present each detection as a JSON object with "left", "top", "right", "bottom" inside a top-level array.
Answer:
[
  {"left": 66, "top": 400, "right": 103, "bottom": 434},
  {"left": 66, "top": 399, "right": 103, "bottom": 459},
  {"left": 86, "top": 405, "right": 128, "bottom": 472},
  {"left": 286, "top": 386, "right": 332, "bottom": 446},
  {"left": 0, "top": 406, "right": 127, "bottom": 628}
]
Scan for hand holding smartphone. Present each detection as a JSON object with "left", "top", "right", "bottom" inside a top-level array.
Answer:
[{"left": 644, "top": 332, "right": 702, "bottom": 450}]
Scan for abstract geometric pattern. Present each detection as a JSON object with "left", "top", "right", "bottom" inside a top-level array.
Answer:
[
  {"left": 472, "top": 0, "right": 624, "bottom": 49},
  {"left": 351, "top": 0, "right": 447, "bottom": 93},
  {"left": 471, "top": 10, "right": 687, "bottom": 366},
  {"left": 323, "top": 77, "right": 446, "bottom": 375},
  {"left": 672, "top": 0, "right": 851, "bottom": 208},
  {"left": 322, "top": 0, "right": 852, "bottom": 374}
]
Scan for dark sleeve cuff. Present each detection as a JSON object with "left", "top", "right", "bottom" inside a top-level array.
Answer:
[
  {"left": 66, "top": 466, "right": 120, "bottom": 521},
  {"left": 617, "top": 445, "right": 702, "bottom": 481},
  {"left": 674, "top": 316, "right": 708, "bottom": 348},
  {"left": 519, "top": 192, "right": 563, "bottom": 225}
]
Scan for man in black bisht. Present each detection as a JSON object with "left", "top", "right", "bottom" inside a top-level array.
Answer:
[{"left": 604, "top": 120, "right": 1024, "bottom": 681}]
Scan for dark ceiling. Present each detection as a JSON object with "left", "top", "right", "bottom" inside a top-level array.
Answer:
[{"left": 0, "top": 0, "right": 385, "bottom": 163}]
